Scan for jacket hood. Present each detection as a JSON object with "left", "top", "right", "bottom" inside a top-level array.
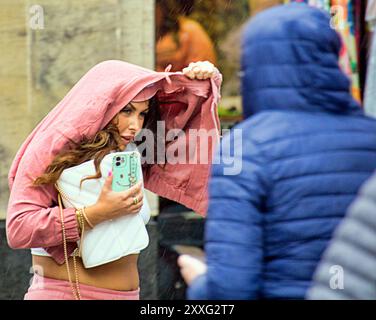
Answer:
[
  {"left": 8, "top": 60, "right": 221, "bottom": 215},
  {"left": 241, "top": 3, "right": 361, "bottom": 119}
]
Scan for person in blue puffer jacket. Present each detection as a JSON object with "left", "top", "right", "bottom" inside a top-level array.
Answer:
[{"left": 178, "top": 3, "right": 376, "bottom": 299}]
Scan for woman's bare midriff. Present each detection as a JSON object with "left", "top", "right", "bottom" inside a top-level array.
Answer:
[{"left": 32, "top": 254, "right": 139, "bottom": 291}]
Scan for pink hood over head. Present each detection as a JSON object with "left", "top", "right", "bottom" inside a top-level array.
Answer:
[{"left": 6, "top": 60, "right": 221, "bottom": 262}]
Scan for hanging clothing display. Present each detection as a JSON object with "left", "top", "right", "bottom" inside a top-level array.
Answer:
[{"left": 284, "top": 0, "right": 362, "bottom": 102}]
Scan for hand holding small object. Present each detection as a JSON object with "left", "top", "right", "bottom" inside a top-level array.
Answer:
[
  {"left": 178, "top": 254, "right": 207, "bottom": 285},
  {"left": 84, "top": 171, "right": 144, "bottom": 227}
]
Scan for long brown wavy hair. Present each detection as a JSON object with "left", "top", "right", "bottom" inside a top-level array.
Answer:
[{"left": 32, "top": 97, "right": 161, "bottom": 188}]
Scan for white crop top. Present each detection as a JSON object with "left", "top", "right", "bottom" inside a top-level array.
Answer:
[{"left": 31, "top": 143, "right": 150, "bottom": 267}]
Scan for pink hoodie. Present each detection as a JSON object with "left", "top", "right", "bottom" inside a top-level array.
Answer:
[{"left": 6, "top": 60, "right": 221, "bottom": 264}]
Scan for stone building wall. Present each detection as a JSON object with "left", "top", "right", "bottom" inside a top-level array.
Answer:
[{"left": 0, "top": 0, "right": 157, "bottom": 220}]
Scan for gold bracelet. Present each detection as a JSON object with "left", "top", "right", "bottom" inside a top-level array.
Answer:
[{"left": 81, "top": 207, "right": 95, "bottom": 229}]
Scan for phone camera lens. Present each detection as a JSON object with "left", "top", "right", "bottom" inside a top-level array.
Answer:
[
  {"left": 116, "top": 157, "right": 121, "bottom": 161},
  {"left": 116, "top": 162, "right": 120, "bottom": 166}
]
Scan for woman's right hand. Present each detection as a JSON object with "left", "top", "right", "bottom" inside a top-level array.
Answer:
[{"left": 84, "top": 172, "right": 144, "bottom": 227}]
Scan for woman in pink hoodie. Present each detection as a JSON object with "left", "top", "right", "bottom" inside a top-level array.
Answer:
[{"left": 6, "top": 60, "right": 221, "bottom": 300}]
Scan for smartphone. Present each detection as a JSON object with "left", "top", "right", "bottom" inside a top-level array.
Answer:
[{"left": 111, "top": 152, "right": 140, "bottom": 192}]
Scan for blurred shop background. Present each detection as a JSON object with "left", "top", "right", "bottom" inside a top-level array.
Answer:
[{"left": 1, "top": 0, "right": 374, "bottom": 299}]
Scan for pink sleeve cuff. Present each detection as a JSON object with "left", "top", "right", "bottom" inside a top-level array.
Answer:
[{"left": 60, "top": 206, "right": 80, "bottom": 241}]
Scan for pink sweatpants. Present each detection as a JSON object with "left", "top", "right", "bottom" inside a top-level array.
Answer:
[{"left": 24, "top": 273, "right": 140, "bottom": 300}]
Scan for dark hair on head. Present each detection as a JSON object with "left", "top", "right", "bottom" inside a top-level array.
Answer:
[
  {"left": 134, "top": 95, "right": 164, "bottom": 169},
  {"left": 156, "top": 0, "right": 195, "bottom": 38},
  {"left": 156, "top": 0, "right": 194, "bottom": 16}
]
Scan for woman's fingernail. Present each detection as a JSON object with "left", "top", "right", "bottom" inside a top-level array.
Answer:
[{"left": 108, "top": 171, "right": 112, "bottom": 177}]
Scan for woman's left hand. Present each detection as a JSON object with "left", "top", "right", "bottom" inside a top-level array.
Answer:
[
  {"left": 177, "top": 254, "right": 207, "bottom": 285},
  {"left": 182, "top": 61, "right": 218, "bottom": 80}
]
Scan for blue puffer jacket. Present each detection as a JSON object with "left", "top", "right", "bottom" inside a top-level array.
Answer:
[{"left": 188, "top": 3, "right": 376, "bottom": 299}]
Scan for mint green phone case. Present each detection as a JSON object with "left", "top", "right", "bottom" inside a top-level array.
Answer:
[{"left": 111, "top": 152, "right": 140, "bottom": 192}]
